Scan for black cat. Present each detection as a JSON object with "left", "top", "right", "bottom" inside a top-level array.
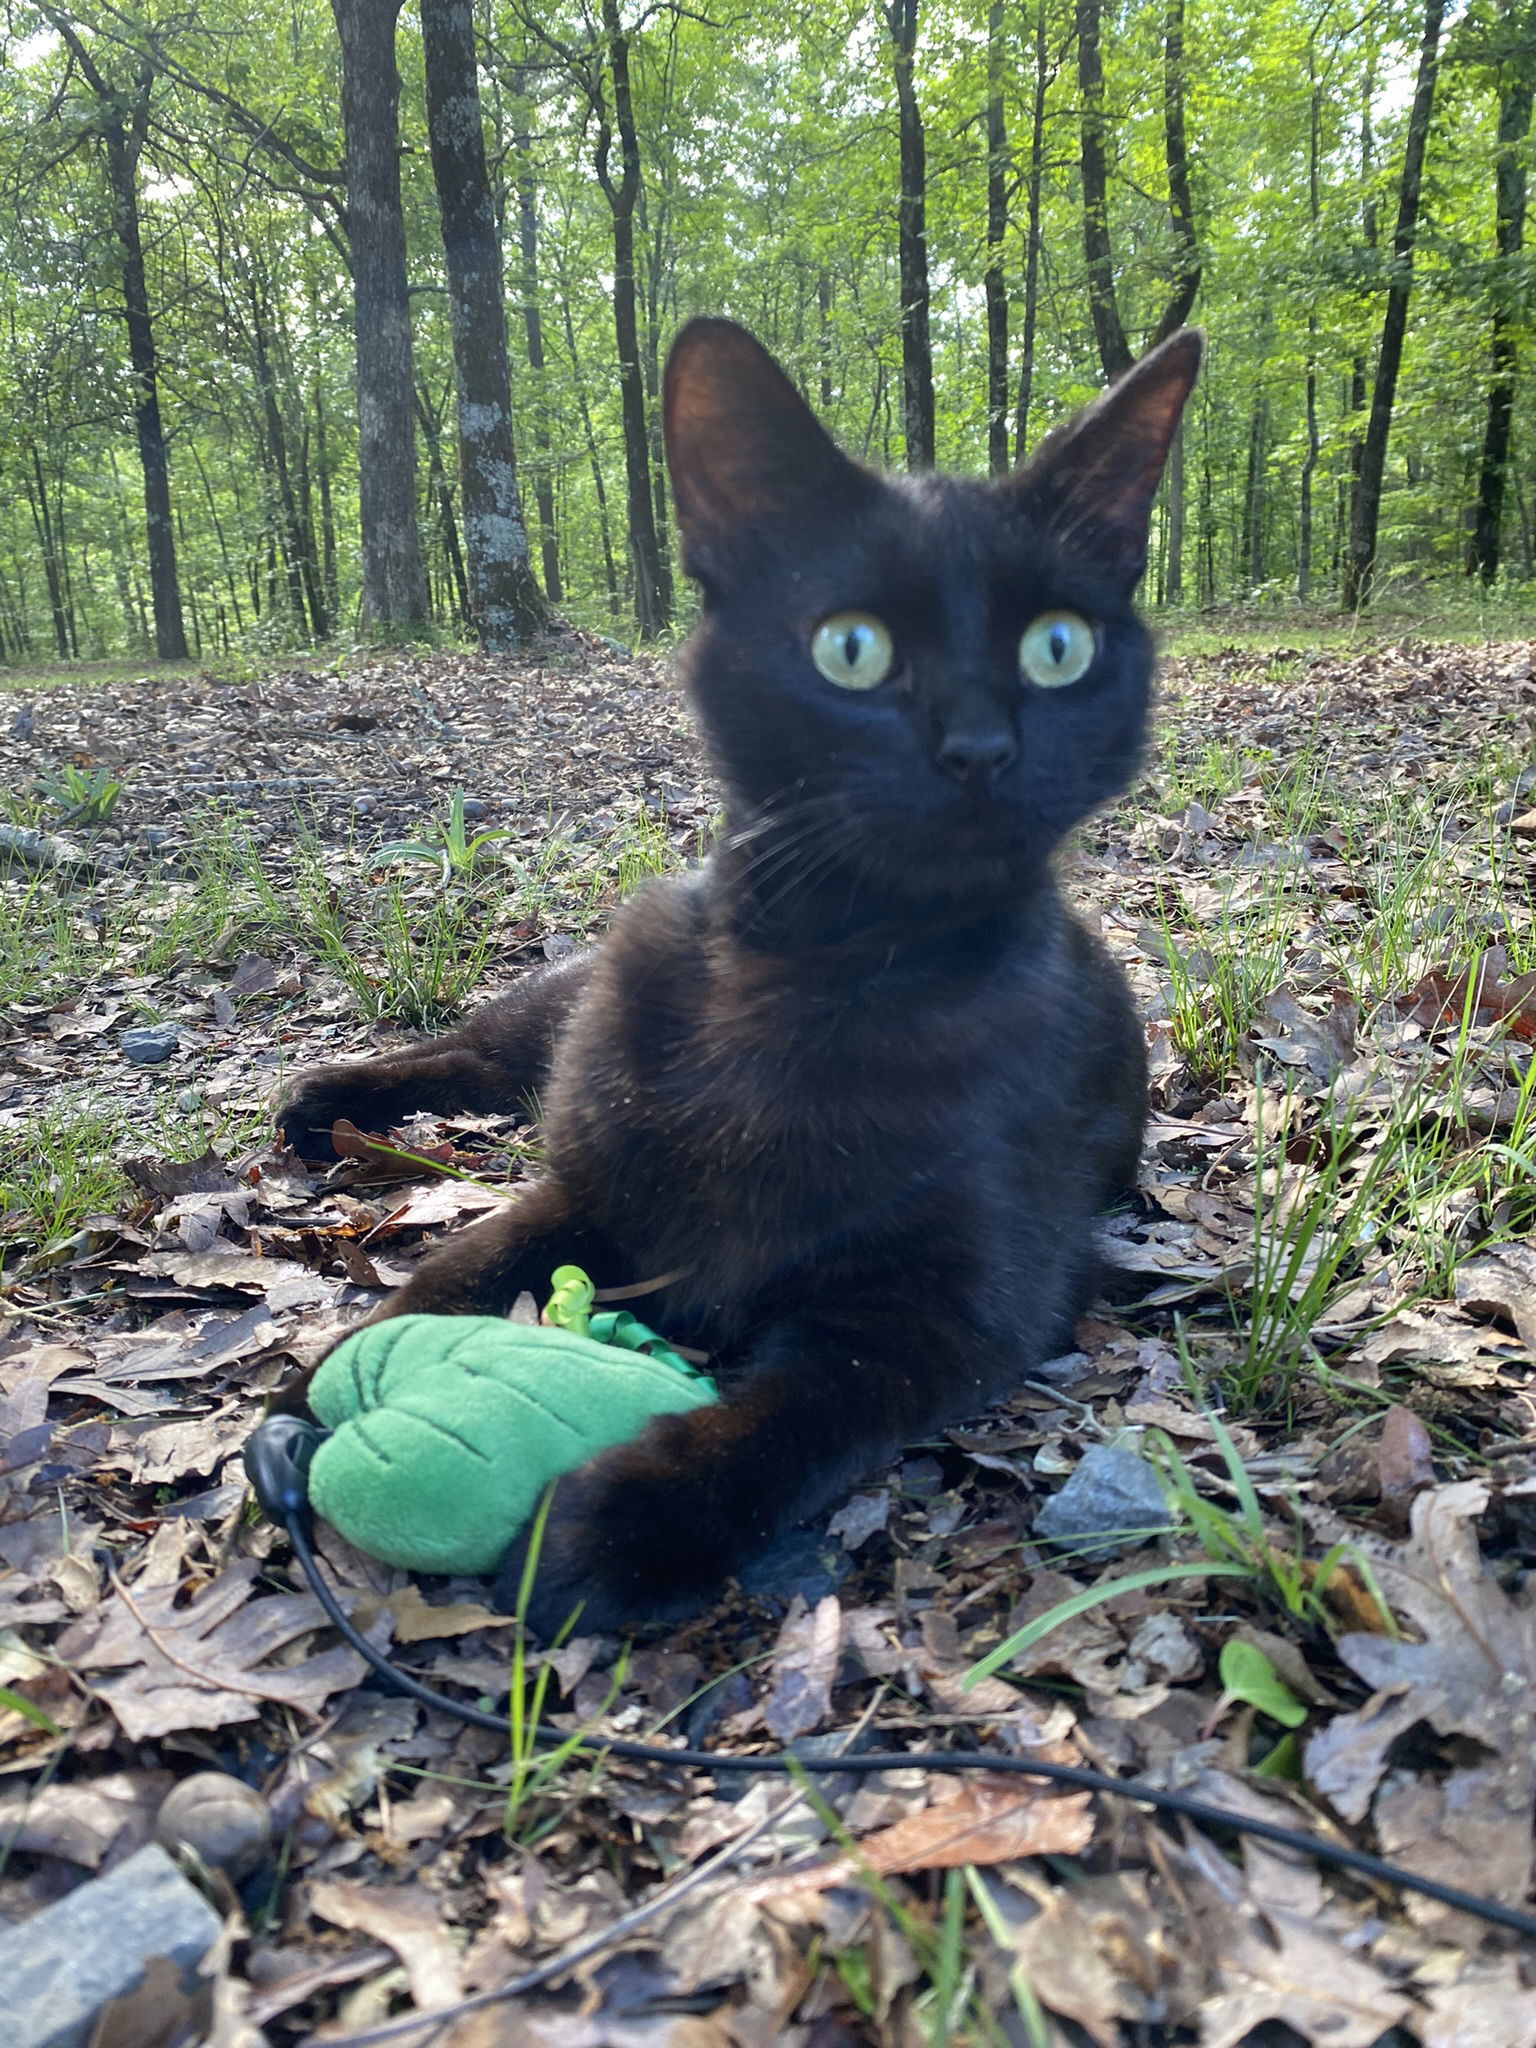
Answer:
[{"left": 277, "top": 318, "right": 1202, "bottom": 1633}]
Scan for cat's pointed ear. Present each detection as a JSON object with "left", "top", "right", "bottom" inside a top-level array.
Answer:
[
  {"left": 665, "top": 319, "right": 871, "bottom": 577},
  {"left": 1013, "top": 328, "right": 1204, "bottom": 592}
]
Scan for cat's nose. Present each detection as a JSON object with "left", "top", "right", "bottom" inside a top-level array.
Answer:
[{"left": 935, "top": 728, "right": 1018, "bottom": 784}]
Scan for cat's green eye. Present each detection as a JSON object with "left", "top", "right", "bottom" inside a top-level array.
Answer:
[
  {"left": 810, "top": 612, "right": 895, "bottom": 691},
  {"left": 1018, "top": 610, "right": 1096, "bottom": 689}
]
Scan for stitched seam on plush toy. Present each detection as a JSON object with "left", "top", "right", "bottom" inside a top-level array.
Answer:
[
  {"left": 452, "top": 1364, "right": 584, "bottom": 1441},
  {"left": 355, "top": 1410, "right": 496, "bottom": 1463}
]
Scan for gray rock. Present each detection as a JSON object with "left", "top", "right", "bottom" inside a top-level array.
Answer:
[
  {"left": 459, "top": 797, "right": 488, "bottom": 820},
  {"left": 0, "top": 1842, "right": 220, "bottom": 2048},
  {"left": 1033, "top": 1443, "right": 1171, "bottom": 1559},
  {"left": 121, "top": 1023, "right": 179, "bottom": 1065}
]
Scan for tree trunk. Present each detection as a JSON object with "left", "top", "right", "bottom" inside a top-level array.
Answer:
[
  {"left": 559, "top": 288, "right": 621, "bottom": 617},
  {"left": 251, "top": 286, "right": 314, "bottom": 639},
  {"left": 1242, "top": 392, "right": 1267, "bottom": 586},
  {"left": 416, "top": 384, "right": 470, "bottom": 627},
  {"left": 1077, "top": 0, "right": 1132, "bottom": 379},
  {"left": 512, "top": 125, "right": 563, "bottom": 602},
  {"left": 1078, "top": 0, "right": 1199, "bottom": 381},
  {"left": 331, "top": 0, "right": 430, "bottom": 635},
  {"left": 594, "top": 0, "right": 671, "bottom": 637},
  {"left": 1467, "top": 2, "right": 1535, "bottom": 585},
  {"left": 27, "top": 450, "right": 71, "bottom": 660},
  {"left": 1343, "top": 0, "right": 1447, "bottom": 610},
  {"left": 1152, "top": 0, "right": 1200, "bottom": 343},
  {"left": 314, "top": 380, "right": 341, "bottom": 625},
  {"left": 1013, "top": 0, "right": 1050, "bottom": 461},
  {"left": 422, "top": 0, "right": 546, "bottom": 647},
  {"left": 883, "top": 0, "right": 936, "bottom": 467},
  {"left": 1165, "top": 420, "right": 1185, "bottom": 603},
  {"left": 984, "top": 0, "right": 1009, "bottom": 477},
  {"left": 45, "top": 1, "right": 190, "bottom": 661},
  {"left": 1298, "top": 76, "right": 1321, "bottom": 600}
]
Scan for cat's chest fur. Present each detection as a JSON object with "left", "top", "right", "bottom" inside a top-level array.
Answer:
[{"left": 539, "top": 862, "right": 1138, "bottom": 1332}]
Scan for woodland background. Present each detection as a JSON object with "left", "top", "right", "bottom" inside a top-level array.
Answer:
[{"left": 2, "top": 0, "right": 1534, "bottom": 667}]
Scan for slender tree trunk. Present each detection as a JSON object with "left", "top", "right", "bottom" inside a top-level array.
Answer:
[
  {"left": 331, "top": 0, "right": 430, "bottom": 634},
  {"left": 1077, "top": 0, "right": 1132, "bottom": 379},
  {"left": 86, "top": 95, "right": 188, "bottom": 660},
  {"left": 251, "top": 288, "right": 313, "bottom": 639},
  {"left": 512, "top": 120, "right": 563, "bottom": 602},
  {"left": 1014, "top": 0, "right": 1049, "bottom": 461},
  {"left": 1165, "top": 420, "right": 1186, "bottom": 603},
  {"left": 817, "top": 271, "right": 835, "bottom": 411},
  {"left": 26, "top": 451, "right": 71, "bottom": 659},
  {"left": 294, "top": 417, "right": 330, "bottom": 639},
  {"left": 1153, "top": 0, "right": 1200, "bottom": 343},
  {"left": 559, "top": 287, "right": 621, "bottom": 617},
  {"left": 1078, "top": 0, "right": 1199, "bottom": 382},
  {"left": 1344, "top": 0, "right": 1447, "bottom": 610},
  {"left": 422, "top": 0, "right": 545, "bottom": 646},
  {"left": 984, "top": 0, "right": 1009, "bottom": 477},
  {"left": 416, "top": 385, "right": 470, "bottom": 626},
  {"left": 1344, "top": 56, "right": 1377, "bottom": 586},
  {"left": 1298, "top": 76, "right": 1321, "bottom": 600},
  {"left": 594, "top": 0, "right": 671, "bottom": 636},
  {"left": 314, "top": 381, "right": 340, "bottom": 625},
  {"left": 1468, "top": 3, "right": 1535, "bottom": 585},
  {"left": 1242, "top": 392, "right": 1268, "bottom": 586},
  {"left": 189, "top": 442, "right": 245, "bottom": 633},
  {"left": 883, "top": 0, "right": 936, "bottom": 467}
]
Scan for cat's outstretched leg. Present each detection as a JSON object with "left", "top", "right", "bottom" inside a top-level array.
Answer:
[
  {"left": 366, "top": 1175, "right": 619, "bottom": 1323},
  {"left": 496, "top": 1300, "right": 1022, "bottom": 1636},
  {"left": 276, "top": 953, "right": 592, "bottom": 1159},
  {"left": 267, "top": 1175, "right": 609, "bottom": 1411}
]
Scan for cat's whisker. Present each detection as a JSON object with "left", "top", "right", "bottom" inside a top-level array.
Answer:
[
  {"left": 734, "top": 811, "right": 860, "bottom": 898},
  {"left": 746, "top": 814, "right": 871, "bottom": 924}
]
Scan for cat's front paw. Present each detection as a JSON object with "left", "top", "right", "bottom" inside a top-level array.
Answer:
[
  {"left": 274, "top": 1068, "right": 374, "bottom": 1160},
  {"left": 495, "top": 1445, "right": 731, "bottom": 1639}
]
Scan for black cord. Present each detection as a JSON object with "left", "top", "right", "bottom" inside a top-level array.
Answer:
[{"left": 274, "top": 1498, "right": 1536, "bottom": 1940}]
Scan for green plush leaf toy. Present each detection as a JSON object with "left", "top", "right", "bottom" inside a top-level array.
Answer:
[{"left": 304, "top": 1266, "right": 716, "bottom": 1575}]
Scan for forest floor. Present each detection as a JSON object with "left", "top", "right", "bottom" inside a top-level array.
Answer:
[{"left": 2, "top": 624, "right": 1535, "bottom": 2047}]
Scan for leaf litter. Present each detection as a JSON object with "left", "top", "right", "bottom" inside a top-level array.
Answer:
[{"left": 1, "top": 632, "right": 1535, "bottom": 2042}]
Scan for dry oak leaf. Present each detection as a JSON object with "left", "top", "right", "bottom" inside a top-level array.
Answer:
[
  {"left": 80, "top": 1522, "right": 375, "bottom": 1738},
  {"left": 1304, "top": 1480, "right": 1535, "bottom": 1923},
  {"left": 1195, "top": 1904, "right": 1411, "bottom": 2048},
  {"left": 750, "top": 1777, "right": 1093, "bottom": 1904},
  {"left": 0, "top": 1768, "right": 172, "bottom": 1868},
  {"left": 989, "top": 1876, "right": 1170, "bottom": 2048},
  {"left": 310, "top": 1879, "right": 462, "bottom": 2011},
  {"left": 1396, "top": 950, "right": 1536, "bottom": 1041},
  {"left": 1456, "top": 1240, "right": 1536, "bottom": 1352},
  {"left": 758, "top": 1593, "right": 842, "bottom": 1742},
  {"left": 1416, "top": 1958, "right": 1536, "bottom": 2048}
]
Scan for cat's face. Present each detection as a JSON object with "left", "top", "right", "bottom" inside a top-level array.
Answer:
[{"left": 664, "top": 322, "right": 1201, "bottom": 917}]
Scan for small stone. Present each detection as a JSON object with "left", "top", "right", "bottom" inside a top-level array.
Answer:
[
  {"left": 353, "top": 795, "right": 376, "bottom": 816},
  {"left": 0, "top": 1841, "right": 220, "bottom": 2048},
  {"left": 1033, "top": 1443, "right": 1171, "bottom": 1558},
  {"left": 120, "top": 1023, "right": 179, "bottom": 1065},
  {"left": 156, "top": 1771, "right": 271, "bottom": 1880},
  {"left": 542, "top": 932, "right": 577, "bottom": 961},
  {"left": 175, "top": 1086, "right": 204, "bottom": 1111},
  {"left": 459, "top": 797, "right": 488, "bottom": 820}
]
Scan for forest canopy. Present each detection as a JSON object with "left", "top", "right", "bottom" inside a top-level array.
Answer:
[{"left": 2, "top": 0, "right": 1532, "bottom": 661}]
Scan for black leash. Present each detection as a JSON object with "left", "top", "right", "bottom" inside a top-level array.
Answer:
[{"left": 247, "top": 1414, "right": 1536, "bottom": 1941}]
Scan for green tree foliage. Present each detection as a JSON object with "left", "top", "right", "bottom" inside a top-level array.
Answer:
[{"left": 0, "top": 0, "right": 1532, "bottom": 659}]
